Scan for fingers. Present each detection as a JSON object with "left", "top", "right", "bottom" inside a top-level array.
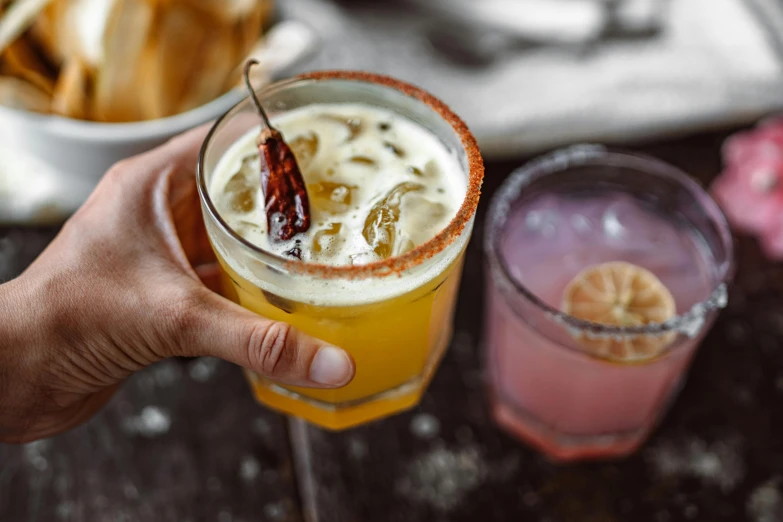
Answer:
[
  {"left": 101, "top": 123, "right": 355, "bottom": 389},
  {"left": 164, "top": 288, "right": 355, "bottom": 389},
  {"left": 134, "top": 124, "right": 218, "bottom": 274}
]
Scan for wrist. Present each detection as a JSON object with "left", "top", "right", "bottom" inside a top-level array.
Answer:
[
  {"left": 0, "top": 278, "right": 47, "bottom": 441},
  {"left": 0, "top": 276, "right": 48, "bottom": 353}
]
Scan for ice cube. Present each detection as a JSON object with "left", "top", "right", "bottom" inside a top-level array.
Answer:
[
  {"left": 350, "top": 251, "right": 377, "bottom": 266},
  {"left": 602, "top": 197, "right": 678, "bottom": 251},
  {"left": 602, "top": 208, "right": 625, "bottom": 239},
  {"left": 570, "top": 213, "right": 592, "bottom": 234},
  {"left": 224, "top": 159, "right": 257, "bottom": 214},
  {"left": 399, "top": 195, "right": 448, "bottom": 245},
  {"left": 424, "top": 160, "right": 440, "bottom": 178},
  {"left": 289, "top": 132, "right": 319, "bottom": 168},
  {"left": 362, "top": 182, "right": 424, "bottom": 258},
  {"left": 525, "top": 209, "right": 558, "bottom": 237},
  {"left": 311, "top": 222, "right": 343, "bottom": 258},
  {"left": 320, "top": 114, "right": 364, "bottom": 142},
  {"left": 234, "top": 220, "right": 263, "bottom": 239},
  {"left": 526, "top": 210, "right": 543, "bottom": 229},
  {"left": 394, "top": 238, "right": 416, "bottom": 256},
  {"left": 307, "top": 182, "right": 357, "bottom": 214}
]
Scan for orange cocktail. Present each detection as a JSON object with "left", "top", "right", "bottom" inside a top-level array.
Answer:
[{"left": 197, "top": 72, "right": 483, "bottom": 429}]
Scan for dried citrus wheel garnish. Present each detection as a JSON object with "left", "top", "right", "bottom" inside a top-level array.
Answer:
[{"left": 562, "top": 261, "right": 677, "bottom": 361}]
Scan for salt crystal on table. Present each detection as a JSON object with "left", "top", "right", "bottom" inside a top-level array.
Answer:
[
  {"left": 397, "top": 445, "right": 487, "bottom": 511},
  {"left": 122, "top": 406, "right": 171, "bottom": 437},
  {"left": 747, "top": 477, "right": 783, "bottom": 522},
  {"left": 647, "top": 436, "right": 745, "bottom": 493}
]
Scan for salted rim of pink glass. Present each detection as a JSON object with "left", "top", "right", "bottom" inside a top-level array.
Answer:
[
  {"left": 485, "top": 144, "right": 736, "bottom": 339},
  {"left": 197, "top": 70, "right": 484, "bottom": 280}
]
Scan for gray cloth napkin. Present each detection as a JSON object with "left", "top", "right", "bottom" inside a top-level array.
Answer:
[{"left": 282, "top": 0, "right": 783, "bottom": 158}]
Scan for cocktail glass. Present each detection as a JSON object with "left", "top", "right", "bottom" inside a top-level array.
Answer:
[
  {"left": 198, "top": 72, "right": 483, "bottom": 430},
  {"left": 483, "top": 145, "right": 734, "bottom": 461}
]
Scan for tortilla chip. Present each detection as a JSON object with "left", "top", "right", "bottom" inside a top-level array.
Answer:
[
  {"left": 2, "top": 0, "right": 273, "bottom": 121},
  {"left": 30, "top": 0, "right": 73, "bottom": 64},
  {"left": 137, "top": 4, "right": 217, "bottom": 119},
  {"left": 0, "top": 0, "right": 54, "bottom": 54},
  {"left": 187, "top": 0, "right": 262, "bottom": 23},
  {"left": 2, "top": 35, "right": 56, "bottom": 94},
  {"left": 0, "top": 75, "right": 50, "bottom": 112},
  {"left": 175, "top": 22, "right": 235, "bottom": 114},
  {"left": 51, "top": 56, "right": 90, "bottom": 118},
  {"left": 238, "top": 0, "right": 265, "bottom": 56},
  {"left": 222, "top": 1, "right": 267, "bottom": 90},
  {"left": 92, "top": 0, "right": 154, "bottom": 122}
]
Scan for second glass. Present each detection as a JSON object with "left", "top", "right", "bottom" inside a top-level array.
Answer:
[
  {"left": 483, "top": 145, "right": 734, "bottom": 461},
  {"left": 198, "top": 72, "right": 483, "bottom": 430}
]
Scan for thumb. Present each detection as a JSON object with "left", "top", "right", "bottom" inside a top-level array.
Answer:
[{"left": 166, "top": 288, "right": 355, "bottom": 388}]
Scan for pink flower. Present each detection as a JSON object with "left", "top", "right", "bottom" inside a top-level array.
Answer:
[
  {"left": 722, "top": 117, "right": 783, "bottom": 166},
  {"left": 711, "top": 115, "right": 783, "bottom": 259}
]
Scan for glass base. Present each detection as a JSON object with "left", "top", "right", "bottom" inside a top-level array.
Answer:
[
  {"left": 491, "top": 399, "right": 652, "bottom": 462},
  {"left": 245, "top": 372, "right": 425, "bottom": 430}
]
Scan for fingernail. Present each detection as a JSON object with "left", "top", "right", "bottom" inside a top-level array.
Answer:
[{"left": 309, "top": 346, "right": 353, "bottom": 386}]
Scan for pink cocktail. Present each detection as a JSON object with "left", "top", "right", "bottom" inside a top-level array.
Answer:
[{"left": 483, "top": 146, "right": 734, "bottom": 461}]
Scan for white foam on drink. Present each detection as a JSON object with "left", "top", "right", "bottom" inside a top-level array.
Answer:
[{"left": 209, "top": 103, "right": 469, "bottom": 306}]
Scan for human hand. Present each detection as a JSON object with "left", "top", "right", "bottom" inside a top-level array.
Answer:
[{"left": 0, "top": 125, "right": 355, "bottom": 443}]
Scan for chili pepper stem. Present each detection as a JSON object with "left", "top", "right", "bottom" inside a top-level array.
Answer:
[{"left": 243, "top": 59, "right": 274, "bottom": 130}]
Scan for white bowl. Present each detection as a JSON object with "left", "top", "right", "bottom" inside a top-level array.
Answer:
[
  {"left": 0, "top": 88, "right": 245, "bottom": 181},
  {"left": 0, "top": 20, "right": 317, "bottom": 224},
  {"left": 0, "top": 90, "right": 243, "bottom": 224}
]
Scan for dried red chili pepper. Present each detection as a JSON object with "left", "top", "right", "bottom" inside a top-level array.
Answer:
[{"left": 243, "top": 60, "right": 311, "bottom": 242}]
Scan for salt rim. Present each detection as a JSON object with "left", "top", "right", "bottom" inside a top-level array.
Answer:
[
  {"left": 484, "top": 144, "right": 735, "bottom": 345},
  {"left": 197, "top": 70, "right": 484, "bottom": 280}
]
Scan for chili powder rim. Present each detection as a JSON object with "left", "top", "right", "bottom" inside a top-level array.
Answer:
[{"left": 198, "top": 70, "right": 484, "bottom": 280}]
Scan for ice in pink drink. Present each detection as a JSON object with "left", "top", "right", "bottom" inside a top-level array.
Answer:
[{"left": 485, "top": 192, "right": 718, "bottom": 461}]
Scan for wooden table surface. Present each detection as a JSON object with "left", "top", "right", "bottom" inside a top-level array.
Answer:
[{"left": 3, "top": 129, "right": 783, "bottom": 522}]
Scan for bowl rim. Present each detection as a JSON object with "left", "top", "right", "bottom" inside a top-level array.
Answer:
[{"left": 0, "top": 88, "right": 245, "bottom": 141}]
